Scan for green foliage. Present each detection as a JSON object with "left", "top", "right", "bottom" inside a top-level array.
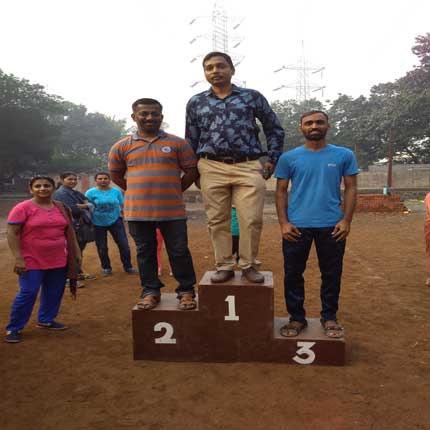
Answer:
[
  {"left": 53, "top": 104, "right": 126, "bottom": 171},
  {"left": 328, "top": 95, "right": 379, "bottom": 168},
  {"left": 271, "top": 98, "right": 326, "bottom": 151},
  {"left": 0, "top": 106, "right": 59, "bottom": 175},
  {"left": 0, "top": 69, "right": 126, "bottom": 177}
]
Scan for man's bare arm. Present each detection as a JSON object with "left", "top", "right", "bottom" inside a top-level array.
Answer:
[
  {"left": 275, "top": 178, "right": 301, "bottom": 242},
  {"left": 110, "top": 170, "right": 127, "bottom": 191},
  {"left": 275, "top": 178, "right": 289, "bottom": 225},
  {"left": 342, "top": 174, "right": 358, "bottom": 222},
  {"left": 332, "top": 174, "right": 358, "bottom": 241},
  {"left": 181, "top": 167, "right": 199, "bottom": 191}
]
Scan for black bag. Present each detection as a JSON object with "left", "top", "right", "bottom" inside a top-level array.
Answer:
[{"left": 75, "top": 217, "right": 95, "bottom": 243}]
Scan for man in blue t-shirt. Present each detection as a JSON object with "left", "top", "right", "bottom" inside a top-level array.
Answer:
[{"left": 275, "top": 110, "right": 358, "bottom": 339}]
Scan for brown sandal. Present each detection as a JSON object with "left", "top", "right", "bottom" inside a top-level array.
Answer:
[
  {"left": 280, "top": 320, "right": 307, "bottom": 337},
  {"left": 321, "top": 320, "right": 344, "bottom": 338},
  {"left": 136, "top": 294, "right": 160, "bottom": 310},
  {"left": 178, "top": 293, "right": 197, "bottom": 310}
]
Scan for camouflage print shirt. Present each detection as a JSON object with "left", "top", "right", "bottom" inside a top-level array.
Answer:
[{"left": 185, "top": 85, "right": 285, "bottom": 165}]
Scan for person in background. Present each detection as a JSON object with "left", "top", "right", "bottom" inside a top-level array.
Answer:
[
  {"left": 230, "top": 205, "right": 261, "bottom": 267},
  {"left": 85, "top": 172, "right": 137, "bottom": 276},
  {"left": 53, "top": 172, "right": 96, "bottom": 284},
  {"left": 156, "top": 228, "right": 172, "bottom": 276},
  {"left": 231, "top": 206, "right": 240, "bottom": 263},
  {"left": 5, "top": 176, "right": 80, "bottom": 343},
  {"left": 425, "top": 192, "right": 430, "bottom": 287}
]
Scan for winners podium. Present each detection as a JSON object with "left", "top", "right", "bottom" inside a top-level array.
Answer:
[{"left": 132, "top": 272, "right": 345, "bottom": 365}]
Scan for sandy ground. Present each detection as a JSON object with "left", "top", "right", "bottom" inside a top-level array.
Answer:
[{"left": 0, "top": 205, "right": 429, "bottom": 430}]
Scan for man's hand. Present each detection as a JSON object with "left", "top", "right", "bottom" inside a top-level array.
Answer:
[
  {"left": 14, "top": 257, "right": 26, "bottom": 275},
  {"left": 262, "top": 162, "right": 274, "bottom": 180},
  {"left": 332, "top": 219, "right": 351, "bottom": 242},
  {"left": 280, "top": 222, "right": 301, "bottom": 242}
]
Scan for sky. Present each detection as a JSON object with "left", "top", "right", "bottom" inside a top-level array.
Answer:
[{"left": 1, "top": 0, "right": 429, "bottom": 135}]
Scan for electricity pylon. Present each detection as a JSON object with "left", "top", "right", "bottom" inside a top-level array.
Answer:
[
  {"left": 273, "top": 41, "right": 325, "bottom": 101},
  {"left": 189, "top": 2, "right": 245, "bottom": 88}
]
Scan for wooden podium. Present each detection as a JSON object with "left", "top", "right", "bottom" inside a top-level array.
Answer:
[{"left": 132, "top": 271, "right": 345, "bottom": 365}]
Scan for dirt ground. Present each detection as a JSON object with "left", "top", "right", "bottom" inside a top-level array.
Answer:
[{"left": 0, "top": 206, "right": 429, "bottom": 430}]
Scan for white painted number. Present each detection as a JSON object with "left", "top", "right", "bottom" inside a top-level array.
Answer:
[
  {"left": 292, "top": 341, "right": 316, "bottom": 365},
  {"left": 224, "top": 295, "right": 239, "bottom": 321},
  {"left": 154, "top": 322, "right": 176, "bottom": 344}
]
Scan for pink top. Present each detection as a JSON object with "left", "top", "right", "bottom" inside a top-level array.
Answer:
[
  {"left": 7, "top": 200, "right": 68, "bottom": 270},
  {"left": 426, "top": 193, "right": 430, "bottom": 224}
]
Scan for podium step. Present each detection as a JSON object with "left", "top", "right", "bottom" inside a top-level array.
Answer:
[{"left": 132, "top": 272, "right": 346, "bottom": 365}]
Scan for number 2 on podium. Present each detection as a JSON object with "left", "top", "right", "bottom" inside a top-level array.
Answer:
[
  {"left": 154, "top": 322, "right": 176, "bottom": 344},
  {"left": 224, "top": 295, "right": 239, "bottom": 321}
]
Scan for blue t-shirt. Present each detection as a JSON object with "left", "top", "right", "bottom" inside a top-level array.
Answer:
[
  {"left": 274, "top": 144, "right": 359, "bottom": 228},
  {"left": 85, "top": 187, "right": 124, "bottom": 227}
]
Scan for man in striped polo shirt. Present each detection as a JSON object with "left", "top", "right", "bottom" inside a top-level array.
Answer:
[{"left": 108, "top": 98, "right": 198, "bottom": 310}]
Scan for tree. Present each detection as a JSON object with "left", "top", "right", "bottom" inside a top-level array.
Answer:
[
  {"left": 52, "top": 103, "right": 126, "bottom": 171},
  {"left": 328, "top": 95, "right": 382, "bottom": 169},
  {"left": 365, "top": 33, "right": 430, "bottom": 164},
  {"left": 0, "top": 69, "right": 126, "bottom": 177},
  {"left": 271, "top": 98, "right": 326, "bottom": 151},
  {"left": 0, "top": 70, "right": 64, "bottom": 176},
  {"left": 0, "top": 69, "right": 64, "bottom": 113},
  {"left": 0, "top": 106, "right": 59, "bottom": 176}
]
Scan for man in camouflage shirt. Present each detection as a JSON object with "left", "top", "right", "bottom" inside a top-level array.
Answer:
[{"left": 186, "top": 52, "right": 284, "bottom": 283}]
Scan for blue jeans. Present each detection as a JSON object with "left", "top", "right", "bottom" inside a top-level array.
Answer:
[
  {"left": 282, "top": 227, "right": 346, "bottom": 323},
  {"left": 94, "top": 218, "right": 132, "bottom": 270},
  {"left": 128, "top": 220, "right": 196, "bottom": 298},
  {"left": 6, "top": 267, "right": 67, "bottom": 331}
]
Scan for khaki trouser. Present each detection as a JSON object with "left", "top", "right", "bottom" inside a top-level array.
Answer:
[{"left": 198, "top": 158, "right": 266, "bottom": 271}]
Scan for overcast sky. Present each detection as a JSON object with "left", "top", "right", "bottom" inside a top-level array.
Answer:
[{"left": 1, "top": 0, "right": 428, "bottom": 135}]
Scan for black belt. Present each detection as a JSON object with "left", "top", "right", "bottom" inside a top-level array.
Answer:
[{"left": 200, "top": 153, "right": 262, "bottom": 164}]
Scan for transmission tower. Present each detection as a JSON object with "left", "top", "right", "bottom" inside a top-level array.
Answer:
[
  {"left": 189, "top": 2, "right": 245, "bottom": 88},
  {"left": 273, "top": 41, "right": 325, "bottom": 101},
  {"left": 212, "top": 5, "right": 228, "bottom": 52}
]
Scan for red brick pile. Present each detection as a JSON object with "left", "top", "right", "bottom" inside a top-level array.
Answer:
[{"left": 354, "top": 194, "right": 408, "bottom": 212}]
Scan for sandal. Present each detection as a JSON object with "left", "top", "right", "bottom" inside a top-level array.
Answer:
[
  {"left": 136, "top": 294, "right": 160, "bottom": 310},
  {"left": 178, "top": 293, "right": 197, "bottom": 311},
  {"left": 280, "top": 320, "right": 307, "bottom": 337},
  {"left": 321, "top": 320, "right": 344, "bottom": 338}
]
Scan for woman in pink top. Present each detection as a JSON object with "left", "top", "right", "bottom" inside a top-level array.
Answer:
[
  {"left": 5, "top": 176, "right": 81, "bottom": 343},
  {"left": 425, "top": 193, "right": 430, "bottom": 287}
]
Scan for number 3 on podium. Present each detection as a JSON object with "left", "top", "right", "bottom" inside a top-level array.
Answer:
[{"left": 293, "top": 341, "right": 316, "bottom": 364}]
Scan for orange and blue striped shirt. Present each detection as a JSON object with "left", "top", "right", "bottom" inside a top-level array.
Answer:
[{"left": 108, "top": 131, "right": 197, "bottom": 221}]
